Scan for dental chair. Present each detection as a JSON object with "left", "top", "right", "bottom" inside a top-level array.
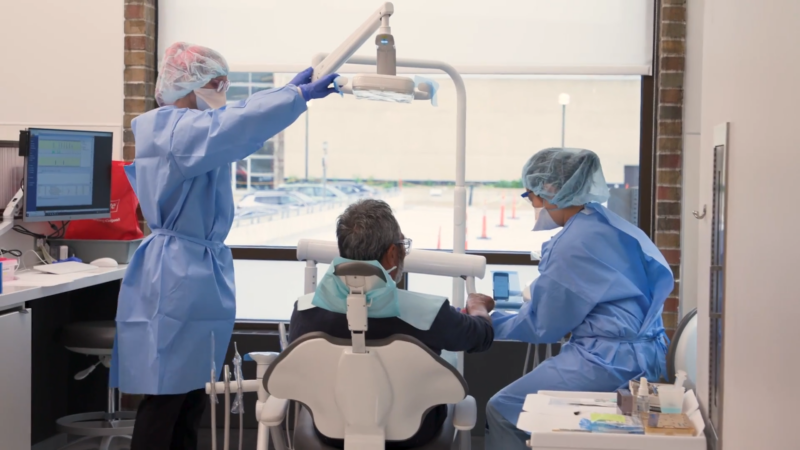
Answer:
[
  {"left": 261, "top": 261, "right": 477, "bottom": 450},
  {"left": 206, "top": 239, "right": 485, "bottom": 450}
]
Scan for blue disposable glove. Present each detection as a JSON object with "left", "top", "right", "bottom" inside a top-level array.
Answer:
[
  {"left": 288, "top": 67, "right": 313, "bottom": 87},
  {"left": 298, "top": 73, "right": 340, "bottom": 101}
]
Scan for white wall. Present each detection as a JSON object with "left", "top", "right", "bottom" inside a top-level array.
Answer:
[
  {"left": 0, "top": 0, "right": 123, "bottom": 254},
  {"left": 0, "top": 0, "right": 124, "bottom": 159},
  {"left": 697, "top": 0, "right": 800, "bottom": 448},
  {"left": 679, "top": 0, "right": 704, "bottom": 317}
]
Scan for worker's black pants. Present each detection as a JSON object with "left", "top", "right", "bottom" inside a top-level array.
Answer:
[{"left": 130, "top": 389, "right": 207, "bottom": 450}]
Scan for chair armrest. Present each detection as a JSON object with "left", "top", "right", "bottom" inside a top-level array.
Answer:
[
  {"left": 259, "top": 396, "right": 289, "bottom": 427},
  {"left": 453, "top": 396, "right": 477, "bottom": 431}
]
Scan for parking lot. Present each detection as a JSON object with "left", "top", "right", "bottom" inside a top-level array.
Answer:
[{"left": 226, "top": 185, "right": 559, "bottom": 254}]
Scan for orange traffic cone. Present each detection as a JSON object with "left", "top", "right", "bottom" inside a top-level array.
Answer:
[
  {"left": 498, "top": 192, "right": 507, "bottom": 227},
  {"left": 478, "top": 201, "right": 490, "bottom": 240}
]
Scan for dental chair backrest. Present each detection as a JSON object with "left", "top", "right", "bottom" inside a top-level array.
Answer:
[
  {"left": 264, "top": 261, "right": 468, "bottom": 446},
  {"left": 667, "top": 308, "right": 698, "bottom": 391}
]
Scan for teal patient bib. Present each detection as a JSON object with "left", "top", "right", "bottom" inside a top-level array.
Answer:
[{"left": 297, "top": 257, "right": 448, "bottom": 331}]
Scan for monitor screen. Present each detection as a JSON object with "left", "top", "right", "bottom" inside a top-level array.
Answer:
[{"left": 23, "top": 128, "right": 113, "bottom": 222}]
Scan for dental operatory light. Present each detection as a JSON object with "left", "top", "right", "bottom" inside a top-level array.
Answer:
[{"left": 311, "top": 2, "right": 426, "bottom": 104}]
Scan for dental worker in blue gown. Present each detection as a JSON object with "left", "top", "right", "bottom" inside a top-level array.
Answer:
[
  {"left": 110, "top": 42, "right": 340, "bottom": 450},
  {"left": 484, "top": 148, "right": 674, "bottom": 449}
]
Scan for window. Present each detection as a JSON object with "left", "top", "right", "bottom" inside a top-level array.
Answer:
[
  {"left": 226, "top": 86, "right": 250, "bottom": 102},
  {"left": 249, "top": 158, "right": 274, "bottom": 174},
  {"left": 228, "top": 72, "right": 250, "bottom": 83},
  {"left": 160, "top": 1, "right": 656, "bottom": 322},
  {"left": 251, "top": 73, "right": 275, "bottom": 84},
  {"left": 225, "top": 74, "right": 643, "bottom": 254},
  {"left": 234, "top": 260, "right": 541, "bottom": 321}
]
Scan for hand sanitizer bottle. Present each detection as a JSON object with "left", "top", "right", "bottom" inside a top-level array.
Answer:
[{"left": 636, "top": 377, "right": 650, "bottom": 418}]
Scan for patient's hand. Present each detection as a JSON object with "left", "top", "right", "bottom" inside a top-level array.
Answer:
[{"left": 466, "top": 293, "right": 495, "bottom": 314}]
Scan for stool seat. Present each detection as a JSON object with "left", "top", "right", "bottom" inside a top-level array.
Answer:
[{"left": 61, "top": 321, "right": 116, "bottom": 351}]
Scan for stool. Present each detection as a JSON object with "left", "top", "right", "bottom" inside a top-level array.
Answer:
[{"left": 58, "top": 321, "right": 135, "bottom": 450}]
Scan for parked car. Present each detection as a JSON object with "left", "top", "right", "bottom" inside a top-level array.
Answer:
[
  {"left": 285, "top": 191, "right": 322, "bottom": 206},
  {"left": 237, "top": 191, "right": 307, "bottom": 210},
  {"left": 333, "top": 183, "right": 376, "bottom": 197},
  {"left": 277, "top": 183, "right": 350, "bottom": 201},
  {"left": 233, "top": 207, "right": 279, "bottom": 221}
]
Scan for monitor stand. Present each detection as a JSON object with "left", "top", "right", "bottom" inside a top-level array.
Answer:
[{"left": 0, "top": 188, "right": 23, "bottom": 237}]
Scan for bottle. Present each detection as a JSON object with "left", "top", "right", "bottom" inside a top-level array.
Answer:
[{"left": 635, "top": 377, "right": 651, "bottom": 418}]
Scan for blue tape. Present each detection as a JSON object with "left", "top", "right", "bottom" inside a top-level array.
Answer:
[{"left": 414, "top": 76, "right": 439, "bottom": 107}]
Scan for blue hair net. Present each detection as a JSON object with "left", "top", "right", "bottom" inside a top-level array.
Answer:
[
  {"left": 522, "top": 148, "right": 609, "bottom": 207},
  {"left": 156, "top": 42, "right": 229, "bottom": 106}
]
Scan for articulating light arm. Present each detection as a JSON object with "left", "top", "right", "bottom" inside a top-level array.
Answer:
[{"left": 311, "top": 2, "right": 394, "bottom": 82}]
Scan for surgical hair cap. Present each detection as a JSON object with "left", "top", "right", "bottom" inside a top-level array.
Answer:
[
  {"left": 522, "top": 148, "right": 610, "bottom": 208},
  {"left": 155, "top": 42, "right": 229, "bottom": 106}
]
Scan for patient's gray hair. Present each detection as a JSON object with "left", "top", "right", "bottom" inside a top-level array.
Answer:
[{"left": 337, "top": 199, "right": 401, "bottom": 261}]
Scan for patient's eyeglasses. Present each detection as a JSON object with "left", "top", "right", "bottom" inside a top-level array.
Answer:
[{"left": 396, "top": 238, "right": 412, "bottom": 255}]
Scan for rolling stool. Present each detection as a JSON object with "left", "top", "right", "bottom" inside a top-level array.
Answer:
[{"left": 58, "top": 321, "right": 135, "bottom": 450}]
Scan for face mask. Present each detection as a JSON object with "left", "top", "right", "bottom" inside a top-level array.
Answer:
[
  {"left": 387, "top": 263, "right": 404, "bottom": 284},
  {"left": 194, "top": 88, "right": 227, "bottom": 110},
  {"left": 533, "top": 207, "right": 561, "bottom": 231}
]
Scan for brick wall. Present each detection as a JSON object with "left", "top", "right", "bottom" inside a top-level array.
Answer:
[
  {"left": 655, "top": 0, "right": 686, "bottom": 339},
  {"left": 123, "top": 0, "right": 158, "bottom": 234}
]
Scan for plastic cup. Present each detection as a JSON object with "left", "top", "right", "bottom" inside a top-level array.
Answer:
[
  {"left": 0, "top": 258, "right": 18, "bottom": 282},
  {"left": 658, "top": 385, "right": 685, "bottom": 414}
]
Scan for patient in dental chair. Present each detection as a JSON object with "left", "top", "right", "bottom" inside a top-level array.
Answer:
[{"left": 289, "top": 199, "right": 495, "bottom": 449}]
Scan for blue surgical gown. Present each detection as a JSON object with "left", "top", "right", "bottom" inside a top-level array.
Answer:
[
  {"left": 110, "top": 87, "right": 307, "bottom": 395},
  {"left": 489, "top": 203, "right": 674, "bottom": 426}
]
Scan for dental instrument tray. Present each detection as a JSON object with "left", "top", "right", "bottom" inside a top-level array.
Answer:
[{"left": 48, "top": 238, "right": 142, "bottom": 264}]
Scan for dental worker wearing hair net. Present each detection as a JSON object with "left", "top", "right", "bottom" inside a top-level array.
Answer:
[
  {"left": 484, "top": 148, "right": 674, "bottom": 449},
  {"left": 111, "top": 42, "right": 339, "bottom": 450}
]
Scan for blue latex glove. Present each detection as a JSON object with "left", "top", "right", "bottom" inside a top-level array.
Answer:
[
  {"left": 288, "top": 67, "right": 313, "bottom": 87},
  {"left": 298, "top": 73, "right": 340, "bottom": 101}
]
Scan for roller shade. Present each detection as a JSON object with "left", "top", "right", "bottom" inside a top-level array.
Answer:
[{"left": 159, "top": 0, "right": 654, "bottom": 75}]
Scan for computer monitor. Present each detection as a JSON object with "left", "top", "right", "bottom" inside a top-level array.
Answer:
[{"left": 22, "top": 128, "right": 113, "bottom": 222}]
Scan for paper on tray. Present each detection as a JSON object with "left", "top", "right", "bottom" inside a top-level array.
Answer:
[
  {"left": 523, "top": 394, "right": 617, "bottom": 413},
  {"left": 517, "top": 412, "right": 583, "bottom": 434}
]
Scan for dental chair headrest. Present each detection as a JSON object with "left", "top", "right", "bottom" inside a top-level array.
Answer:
[{"left": 334, "top": 261, "right": 387, "bottom": 281}]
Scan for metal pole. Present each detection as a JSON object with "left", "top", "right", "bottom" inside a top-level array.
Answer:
[
  {"left": 246, "top": 158, "right": 252, "bottom": 191},
  {"left": 561, "top": 105, "right": 566, "bottom": 147},
  {"left": 322, "top": 142, "right": 327, "bottom": 188},
  {"left": 310, "top": 53, "right": 467, "bottom": 373},
  {"left": 304, "top": 111, "right": 309, "bottom": 181}
]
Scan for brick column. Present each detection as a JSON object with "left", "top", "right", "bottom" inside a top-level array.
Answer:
[
  {"left": 655, "top": 0, "right": 686, "bottom": 339},
  {"left": 124, "top": 0, "right": 157, "bottom": 236}
]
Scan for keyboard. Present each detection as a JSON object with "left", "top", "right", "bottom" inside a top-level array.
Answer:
[{"left": 33, "top": 262, "right": 98, "bottom": 275}]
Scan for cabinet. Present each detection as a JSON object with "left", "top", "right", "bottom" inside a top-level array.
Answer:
[{"left": 0, "top": 308, "right": 31, "bottom": 450}]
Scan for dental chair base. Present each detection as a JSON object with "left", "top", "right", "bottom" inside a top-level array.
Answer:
[{"left": 287, "top": 401, "right": 475, "bottom": 450}]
